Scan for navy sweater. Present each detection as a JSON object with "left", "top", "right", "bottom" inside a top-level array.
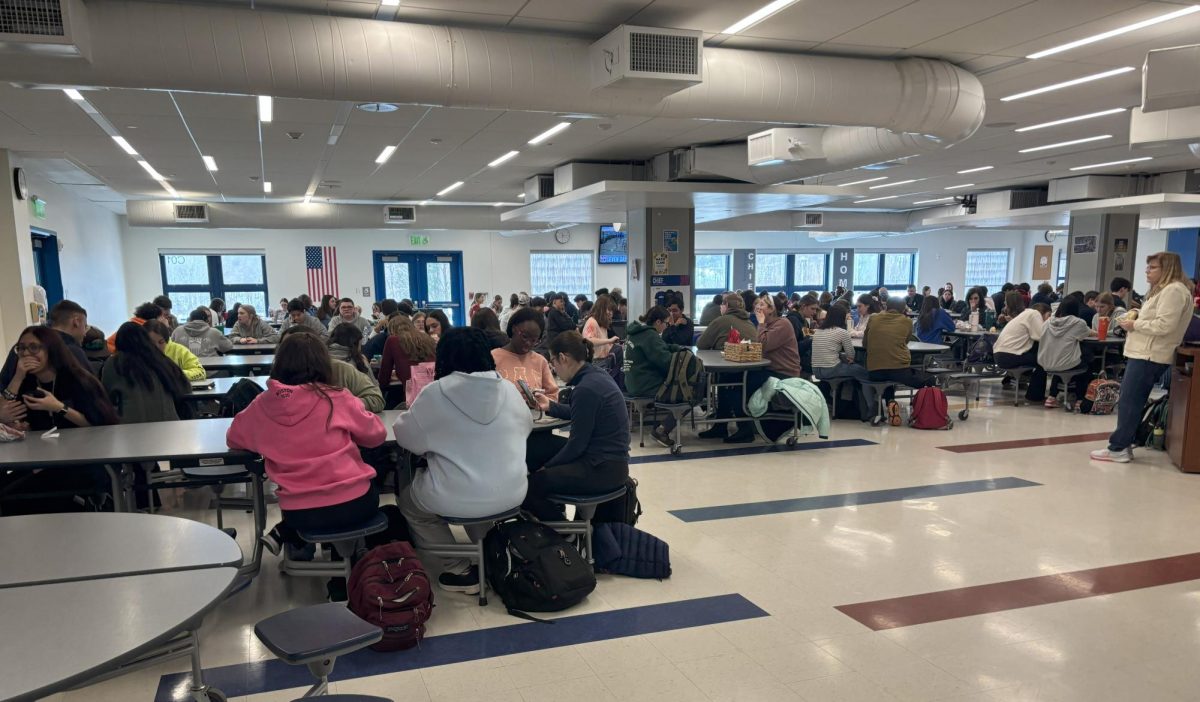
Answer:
[{"left": 546, "top": 363, "right": 630, "bottom": 467}]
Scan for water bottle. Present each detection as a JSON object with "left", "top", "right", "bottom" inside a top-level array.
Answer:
[
  {"left": 1097, "top": 316, "right": 1109, "bottom": 341},
  {"left": 969, "top": 310, "right": 979, "bottom": 330}
]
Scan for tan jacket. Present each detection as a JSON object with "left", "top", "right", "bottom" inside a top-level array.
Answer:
[{"left": 1124, "top": 281, "right": 1194, "bottom": 364}]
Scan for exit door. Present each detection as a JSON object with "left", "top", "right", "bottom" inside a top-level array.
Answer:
[{"left": 372, "top": 251, "right": 465, "bottom": 326}]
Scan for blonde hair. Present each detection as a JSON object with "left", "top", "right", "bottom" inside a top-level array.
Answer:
[
  {"left": 1095, "top": 292, "right": 1115, "bottom": 309},
  {"left": 1146, "top": 252, "right": 1192, "bottom": 298},
  {"left": 388, "top": 315, "right": 436, "bottom": 361}
]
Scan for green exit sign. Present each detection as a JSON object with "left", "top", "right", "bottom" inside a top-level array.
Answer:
[
  {"left": 30, "top": 197, "right": 46, "bottom": 219},
  {"left": 410, "top": 234, "right": 430, "bottom": 246}
]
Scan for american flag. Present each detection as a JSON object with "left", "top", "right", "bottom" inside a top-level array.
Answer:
[{"left": 305, "top": 246, "right": 339, "bottom": 300}]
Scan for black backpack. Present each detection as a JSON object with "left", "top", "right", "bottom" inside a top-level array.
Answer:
[
  {"left": 219, "top": 378, "right": 264, "bottom": 416},
  {"left": 590, "top": 477, "right": 642, "bottom": 526},
  {"left": 483, "top": 517, "right": 596, "bottom": 617}
]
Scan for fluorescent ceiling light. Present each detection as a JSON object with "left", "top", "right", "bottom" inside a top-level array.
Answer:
[
  {"left": 257, "top": 95, "right": 273, "bottom": 123},
  {"left": 163, "top": 184, "right": 179, "bottom": 197},
  {"left": 854, "top": 195, "right": 899, "bottom": 204},
  {"left": 957, "top": 166, "right": 993, "bottom": 174},
  {"left": 944, "top": 183, "right": 974, "bottom": 190},
  {"left": 1018, "top": 134, "right": 1112, "bottom": 153},
  {"left": 839, "top": 176, "right": 888, "bottom": 186},
  {"left": 137, "top": 160, "right": 165, "bottom": 181},
  {"left": 1069, "top": 156, "right": 1153, "bottom": 171},
  {"left": 912, "top": 197, "right": 956, "bottom": 205},
  {"left": 62, "top": 88, "right": 84, "bottom": 101},
  {"left": 381, "top": 0, "right": 400, "bottom": 5},
  {"left": 1001, "top": 67, "right": 1134, "bottom": 102},
  {"left": 202, "top": 155, "right": 218, "bottom": 171},
  {"left": 528, "top": 122, "right": 570, "bottom": 145},
  {"left": 488, "top": 150, "right": 520, "bottom": 168},
  {"left": 112, "top": 136, "right": 138, "bottom": 155},
  {"left": 263, "top": 181, "right": 273, "bottom": 193},
  {"left": 418, "top": 200, "right": 429, "bottom": 206},
  {"left": 493, "top": 202, "right": 504, "bottom": 207},
  {"left": 436, "top": 181, "right": 464, "bottom": 197},
  {"left": 869, "top": 178, "right": 920, "bottom": 189},
  {"left": 303, "top": 195, "right": 312, "bottom": 204},
  {"left": 1015, "top": 108, "right": 1127, "bottom": 132},
  {"left": 375, "top": 145, "right": 397, "bottom": 164},
  {"left": 721, "top": 0, "right": 802, "bottom": 35},
  {"left": 1026, "top": 6, "right": 1200, "bottom": 59},
  {"left": 517, "top": 193, "right": 526, "bottom": 199}
]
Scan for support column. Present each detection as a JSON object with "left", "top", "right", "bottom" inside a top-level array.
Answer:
[
  {"left": 0, "top": 150, "right": 37, "bottom": 344},
  {"left": 625, "top": 207, "right": 694, "bottom": 316},
  {"left": 1065, "top": 213, "right": 1138, "bottom": 294}
]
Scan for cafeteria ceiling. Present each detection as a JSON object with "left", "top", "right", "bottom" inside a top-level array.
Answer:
[{"left": 2, "top": 0, "right": 1199, "bottom": 217}]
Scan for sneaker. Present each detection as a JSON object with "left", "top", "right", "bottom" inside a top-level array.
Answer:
[
  {"left": 651, "top": 425, "right": 675, "bottom": 448},
  {"left": 326, "top": 577, "right": 348, "bottom": 602},
  {"left": 259, "top": 529, "right": 283, "bottom": 557},
  {"left": 1090, "top": 448, "right": 1132, "bottom": 463},
  {"left": 285, "top": 542, "right": 316, "bottom": 561},
  {"left": 439, "top": 566, "right": 481, "bottom": 595},
  {"left": 1044, "top": 397, "right": 1061, "bottom": 409},
  {"left": 886, "top": 401, "right": 903, "bottom": 426},
  {"left": 698, "top": 426, "right": 726, "bottom": 440},
  {"left": 723, "top": 429, "right": 755, "bottom": 444}
]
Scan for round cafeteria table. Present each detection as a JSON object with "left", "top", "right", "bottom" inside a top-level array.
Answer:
[
  {"left": 0, "top": 567, "right": 238, "bottom": 702},
  {"left": 0, "top": 512, "right": 243, "bottom": 589},
  {"left": 694, "top": 349, "right": 770, "bottom": 372}
]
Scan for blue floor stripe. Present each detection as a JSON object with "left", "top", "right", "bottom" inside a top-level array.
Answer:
[
  {"left": 154, "top": 594, "right": 768, "bottom": 701},
  {"left": 669, "top": 477, "right": 1041, "bottom": 522},
  {"left": 630, "top": 438, "right": 877, "bottom": 464}
]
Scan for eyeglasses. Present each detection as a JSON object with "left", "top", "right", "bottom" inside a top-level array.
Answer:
[
  {"left": 516, "top": 328, "right": 540, "bottom": 342},
  {"left": 15, "top": 344, "right": 44, "bottom": 355}
]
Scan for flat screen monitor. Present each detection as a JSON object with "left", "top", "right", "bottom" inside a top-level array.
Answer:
[{"left": 598, "top": 225, "right": 627, "bottom": 265}]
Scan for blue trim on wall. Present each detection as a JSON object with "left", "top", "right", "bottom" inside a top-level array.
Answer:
[
  {"left": 1167, "top": 228, "right": 1199, "bottom": 281},
  {"left": 669, "top": 477, "right": 1041, "bottom": 522},
  {"left": 630, "top": 438, "right": 877, "bottom": 464},
  {"left": 154, "top": 594, "right": 769, "bottom": 701}
]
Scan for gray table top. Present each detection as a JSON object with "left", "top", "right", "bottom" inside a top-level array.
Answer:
[
  {"left": 851, "top": 340, "right": 950, "bottom": 352},
  {"left": 695, "top": 349, "right": 770, "bottom": 371},
  {"left": 186, "top": 375, "right": 270, "bottom": 399},
  {"left": 0, "top": 567, "right": 238, "bottom": 702},
  {"left": 0, "top": 417, "right": 247, "bottom": 469},
  {"left": 225, "top": 343, "right": 277, "bottom": 354},
  {"left": 199, "top": 354, "right": 275, "bottom": 369},
  {"left": 0, "top": 513, "right": 242, "bottom": 589}
]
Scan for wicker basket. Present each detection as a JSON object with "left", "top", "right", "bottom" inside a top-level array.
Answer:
[{"left": 722, "top": 341, "right": 763, "bottom": 362}]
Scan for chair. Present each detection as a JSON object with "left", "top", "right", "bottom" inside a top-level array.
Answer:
[
  {"left": 254, "top": 603, "right": 384, "bottom": 698},
  {"left": 651, "top": 402, "right": 694, "bottom": 456},
  {"left": 1046, "top": 370, "right": 1088, "bottom": 412},
  {"left": 544, "top": 486, "right": 628, "bottom": 564},
  {"left": 282, "top": 512, "right": 389, "bottom": 580},
  {"left": 819, "top": 377, "right": 851, "bottom": 417},
  {"left": 1001, "top": 367, "right": 1036, "bottom": 406},
  {"left": 421, "top": 506, "right": 522, "bottom": 607},
  {"left": 624, "top": 395, "right": 656, "bottom": 447},
  {"left": 860, "top": 381, "right": 897, "bottom": 427}
]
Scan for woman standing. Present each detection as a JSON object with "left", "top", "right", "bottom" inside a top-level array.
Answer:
[
  {"left": 582, "top": 294, "right": 621, "bottom": 360},
  {"left": 229, "top": 304, "right": 280, "bottom": 344},
  {"left": 1091, "top": 252, "right": 1194, "bottom": 463}
]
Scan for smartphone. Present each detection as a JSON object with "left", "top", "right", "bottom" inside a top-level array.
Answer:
[
  {"left": 516, "top": 380, "right": 539, "bottom": 409},
  {"left": 26, "top": 388, "right": 46, "bottom": 399}
]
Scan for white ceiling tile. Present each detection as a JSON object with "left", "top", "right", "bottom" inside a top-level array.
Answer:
[
  {"left": 831, "top": 0, "right": 1034, "bottom": 49},
  {"left": 728, "top": 0, "right": 914, "bottom": 44}
]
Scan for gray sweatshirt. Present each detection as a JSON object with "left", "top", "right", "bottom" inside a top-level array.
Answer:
[
  {"left": 328, "top": 314, "right": 373, "bottom": 338},
  {"left": 229, "top": 318, "right": 279, "bottom": 344},
  {"left": 1036, "top": 315, "right": 1093, "bottom": 371},
  {"left": 171, "top": 320, "right": 234, "bottom": 357},
  {"left": 280, "top": 313, "right": 329, "bottom": 338}
]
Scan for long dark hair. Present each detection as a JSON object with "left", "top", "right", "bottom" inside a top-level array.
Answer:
[
  {"left": 640, "top": 306, "right": 670, "bottom": 325},
  {"left": 317, "top": 294, "right": 337, "bottom": 321},
  {"left": 112, "top": 322, "right": 189, "bottom": 397},
  {"left": 471, "top": 307, "right": 501, "bottom": 332},
  {"left": 328, "top": 323, "right": 370, "bottom": 376},
  {"left": 821, "top": 302, "right": 849, "bottom": 330},
  {"left": 426, "top": 309, "right": 452, "bottom": 334},
  {"left": 918, "top": 296, "right": 942, "bottom": 332},
  {"left": 273, "top": 329, "right": 341, "bottom": 427},
  {"left": 856, "top": 294, "right": 881, "bottom": 315},
  {"left": 434, "top": 328, "right": 495, "bottom": 379},
  {"left": 17, "top": 326, "right": 119, "bottom": 426}
]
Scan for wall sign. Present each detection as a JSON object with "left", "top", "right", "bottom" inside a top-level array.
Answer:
[
  {"left": 650, "top": 275, "right": 690, "bottom": 286},
  {"left": 1073, "top": 235, "right": 1097, "bottom": 254},
  {"left": 832, "top": 248, "right": 855, "bottom": 290},
  {"left": 410, "top": 234, "right": 430, "bottom": 246},
  {"left": 652, "top": 252, "right": 669, "bottom": 274},
  {"left": 733, "top": 249, "right": 756, "bottom": 290},
  {"left": 662, "top": 229, "right": 679, "bottom": 253},
  {"left": 1032, "top": 244, "right": 1053, "bottom": 280}
]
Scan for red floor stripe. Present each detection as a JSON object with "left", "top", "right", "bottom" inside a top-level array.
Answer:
[
  {"left": 836, "top": 552, "right": 1200, "bottom": 630},
  {"left": 937, "top": 432, "right": 1110, "bottom": 453}
]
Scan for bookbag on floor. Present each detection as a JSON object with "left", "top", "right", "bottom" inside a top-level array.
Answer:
[
  {"left": 1083, "top": 376, "right": 1120, "bottom": 416},
  {"left": 908, "top": 387, "right": 952, "bottom": 430},
  {"left": 656, "top": 349, "right": 704, "bottom": 405},
  {"left": 348, "top": 541, "right": 434, "bottom": 651},
  {"left": 1135, "top": 394, "right": 1170, "bottom": 449},
  {"left": 483, "top": 517, "right": 595, "bottom": 617}
]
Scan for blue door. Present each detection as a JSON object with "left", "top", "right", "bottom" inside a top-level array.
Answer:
[
  {"left": 372, "top": 251, "right": 465, "bottom": 326},
  {"left": 30, "top": 229, "right": 63, "bottom": 308}
]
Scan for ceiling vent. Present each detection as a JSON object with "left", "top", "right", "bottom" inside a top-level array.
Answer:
[
  {"left": 590, "top": 25, "right": 702, "bottom": 94},
  {"left": 384, "top": 205, "right": 415, "bottom": 224},
  {"left": 975, "top": 189, "right": 1046, "bottom": 215},
  {"left": 746, "top": 128, "right": 826, "bottom": 165},
  {"left": 0, "top": 0, "right": 89, "bottom": 57},
  {"left": 524, "top": 174, "right": 555, "bottom": 203},
  {"left": 796, "top": 212, "right": 825, "bottom": 228},
  {"left": 173, "top": 204, "right": 208, "bottom": 223}
]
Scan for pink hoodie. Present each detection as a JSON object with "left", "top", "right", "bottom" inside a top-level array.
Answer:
[{"left": 226, "top": 380, "right": 386, "bottom": 511}]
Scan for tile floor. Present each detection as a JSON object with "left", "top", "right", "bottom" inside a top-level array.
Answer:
[{"left": 42, "top": 386, "right": 1200, "bottom": 701}]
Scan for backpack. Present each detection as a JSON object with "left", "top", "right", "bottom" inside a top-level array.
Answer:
[
  {"left": 405, "top": 361, "right": 436, "bottom": 405},
  {"left": 1135, "top": 394, "right": 1170, "bottom": 449},
  {"left": 656, "top": 349, "right": 704, "bottom": 405},
  {"left": 591, "top": 522, "right": 671, "bottom": 580},
  {"left": 219, "top": 378, "right": 264, "bottom": 417},
  {"left": 966, "top": 336, "right": 994, "bottom": 366},
  {"left": 908, "top": 387, "right": 952, "bottom": 430},
  {"left": 483, "top": 517, "right": 596, "bottom": 616},
  {"left": 347, "top": 541, "right": 434, "bottom": 651},
  {"left": 1083, "top": 376, "right": 1121, "bottom": 415},
  {"left": 590, "top": 477, "right": 642, "bottom": 526}
]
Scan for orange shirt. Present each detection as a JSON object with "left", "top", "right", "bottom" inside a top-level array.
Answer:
[{"left": 490, "top": 348, "right": 559, "bottom": 401}]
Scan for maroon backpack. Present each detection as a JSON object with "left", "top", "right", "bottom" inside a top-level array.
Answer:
[
  {"left": 908, "top": 387, "right": 952, "bottom": 430},
  {"left": 348, "top": 541, "right": 434, "bottom": 651}
]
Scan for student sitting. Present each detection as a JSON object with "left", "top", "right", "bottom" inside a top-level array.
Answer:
[
  {"left": 755, "top": 296, "right": 802, "bottom": 379},
  {"left": 227, "top": 332, "right": 386, "bottom": 596},
  {"left": 328, "top": 324, "right": 378, "bottom": 386},
  {"left": 2, "top": 326, "right": 120, "bottom": 431},
  {"left": 424, "top": 310, "right": 451, "bottom": 342},
  {"left": 1091, "top": 293, "right": 1124, "bottom": 334},
  {"left": 696, "top": 292, "right": 757, "bottom": 349},
  {"left": 106, "top": 301, "right": 167, "bottom": 353},
  {"left": 328, "top": 297, "right": 373, "bottom": 338},
  {"left": 393, "top": 328, "right": 532, "bottom": 594},
  {"left": 0, "top": 300, "right": 92, "bottom": 385},
  {"left": 1031, "top": 283, "right": 1056, "bottom": 306},
  {"left": 661, "top": 295, "right": 695, "bottom": 347},
  {"left": 699, "top": 293, "right": 724, "bottom": 326},
  {"left": 172, "top": 307, "right": 234, "bottom": 357},
  {"left": 963, "top": 287, "right": 997, "bottom": 328},
  {"left": 542, "top": 293, "right": 576, "bottom": 350},
  {"left": 363, "top": 298, "right": 401, "bottom": 358},
  {"left": 624, "top": 306, "right": 689, "bottom": 448},
  {"left": 229, "top": 304, "right": 279, "bottom": 344},
  {"left": 992, "top": 292, "right": 1050, "bottom": 402},
  {"left": 272, "top": 297, "right": 290, "bottom": 324},
  {"left": 208, "top": 298, "right": 227, "bottom": 329},
  {"left": 527, "top": 332, "right": 630, "bottom": 520},
  {"left": 851, "top": 294, "right": 880, "bottom": 338},
  {"left": 863, "top": 298, "right": 936, "bottom": 397},
  {"left": 492, "top": 308, "right": 559, "bottom": 402},
  {"left": 378, "top": 316, "right": 437, "bottom": 408},
  {"left": 144, "top": 320, "right": 206, "bottom": 381},
  {"left": 102, "top": 323, "right": 190, "bottom": 423},
  {"left": 811, "top": 303, "right": 869, "bottom": 383},
  {"left": 280, "top": 298, "right": 329, "bottom": 338},
  {"left": 471, "top": 307, "right": 509, "bottom": 350},
  {"left": 1037, "top": 297, "right": 1096, "bottom": 409},
  {"left": 582, "top": 294, "right": 620, "bottom": 360},
  {"left": 914, "top": 296, "right": 955, "bottom": 343}
]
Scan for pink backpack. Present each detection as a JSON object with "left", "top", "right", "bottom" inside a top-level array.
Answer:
[
  {"left": 908, "top": 387, "right": 952, "bottom": 430},
  {"left": 347, "top": 541, "right": 434, "bottom": 651},
  {"left": 405, "top": 362, "right": 436, "bottom": 404}
]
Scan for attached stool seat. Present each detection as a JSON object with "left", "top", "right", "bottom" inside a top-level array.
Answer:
[
  {"left": 819, "top": 378, "right": 852, "bottom": 416},
  {"left": 294, "top": 696, "right": 393, "bottom": 702},
  {"left": 624, "top": 396, "right": 656, "bottom": 447},
  {"left": 425, "top": 506, "right": 523, "bottom": 607},
  {"left": 654, "top": 402, "right": 694, "bottom": 455},
  {"left": 860, "top": 381, "right": 897, "bottom": 427},
  {"left": 283, "top": 512, "right": 388, "bottom": 580},
  {"left": 1046, "top": 370, "right": 1088, "bottom": 412},
  {"left": 181, "top": 463, "right": 251, "bottom": 535},
  {"left": 545, "top": 486, "right": 628, "bottom": 563},
  {"left": 1000, "top": 367, "right": 1036, "bottom": 406},
  {"left": 255, "top": 602, "right": 382, "bottom": 698}
]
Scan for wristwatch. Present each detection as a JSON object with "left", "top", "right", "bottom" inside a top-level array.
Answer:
[
  {"left": 1, "top": 389, "right": 15, "bottom": 401},
  {"left": 53, "top": 402, "right": 70, "bottom": 420}
]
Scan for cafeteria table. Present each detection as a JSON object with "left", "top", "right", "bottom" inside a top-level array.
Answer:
[
  {"left": 224, "top": 343, "right": 276, "bottom": 355},
  {"left": 198, "top": 354, "right": 274, "bottom": 376},
  {"left": 185, "top": 375, "right": 270, "bottom": 400},
  {"left": 694, "top": 349, "right": 805, "bottom": 444}
]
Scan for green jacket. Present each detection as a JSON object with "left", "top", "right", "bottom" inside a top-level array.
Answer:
[
  {"left": 331, "top": 359, "right": 385, "bottom": 413},
  {"left": 622, "top": 320, "right": 685, "bottom": 398},
  {"left": 747, "top": 376, "right": 830, "bottom": 439},
  {"left": 696, "top": 310, "right": 757, "bottom": 350}
]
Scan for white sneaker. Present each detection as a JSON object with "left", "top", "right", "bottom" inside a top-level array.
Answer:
[{"left": 1090, "top": 448, "right": 1132, "bottom": 463}]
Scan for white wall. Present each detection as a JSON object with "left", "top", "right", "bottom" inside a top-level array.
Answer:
[
  {"left": 18, "top": 167, "right": 128, "bottom": 334},
  {"left": 120, "top": 224, "right": 627, "bottom": 315}
]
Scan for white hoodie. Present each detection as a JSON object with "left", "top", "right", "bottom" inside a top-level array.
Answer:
[{"left": 392, "top": 370, "right": 532, "bottom": 518}]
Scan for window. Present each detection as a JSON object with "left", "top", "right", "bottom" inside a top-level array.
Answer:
[
  {"left": 754, "top": 252, "right": 829, "bottom": 297},
  {"left": 853, "top": 251, "right": 916, "bottom": 292},
  {"left": 159, "top": 252, "right": 269, "bottom": 318},
  {"left": 530, "top": 252, "right": 593, "bottom": 300},
  {"left": 694, "top": 253, "right": 730, "bottom": 315},
  {"left": 755, "top": 254, "right": 787, "bottom": 289},
  {"left": 792, "top": 253, "right": 828, "bottom": 290},
  {"left": 1056, "top": 249, "right": 1068, "bottom": 288},
  {"left": 964, "top": 249, "right": 1010, "bottom": 290}
]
